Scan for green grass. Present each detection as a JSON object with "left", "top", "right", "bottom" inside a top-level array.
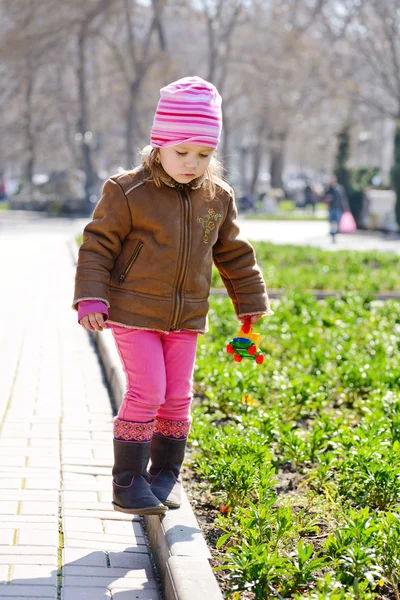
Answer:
[
  {"left": 212, "top": 242, "right": 400, "bottom": 294},
  {"left": 0, "top": 202, "right": 9, "bottom": 211},
  {"left": 190, "top": 292, "right": 400, "bottom": 599}
]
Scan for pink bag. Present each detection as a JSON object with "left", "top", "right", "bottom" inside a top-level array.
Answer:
[{"left": 339, "top": 211, "right": 357, "bottom": 233}]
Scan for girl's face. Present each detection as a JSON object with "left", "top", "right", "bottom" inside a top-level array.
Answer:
[{"left": 158, "top": 144, "right": 214, "bottom": 184}]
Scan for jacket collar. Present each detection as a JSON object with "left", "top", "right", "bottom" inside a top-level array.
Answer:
[{"left": 157, "top": 169, "right": 207, "bottom": 190}]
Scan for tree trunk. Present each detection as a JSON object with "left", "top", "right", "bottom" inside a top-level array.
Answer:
[
  {"left": 125, "top": 81, "right": 141, "bottom": 168},
  {"left": 151, "top": 0, "right": 167, "bottom": 52},
  {"left": 77, "top": 27, "right": 95, "bottom": 214},
  {"left": 250, "top": 144, "right": 263, "bottom": 197},
  {"left": 270, "top": 150, "right": 284, "bottom": 189},
  {"left": 23, "top": 68, "right": 35, "bottom": 201},
  {"left": 391, "top": 120, "right": 400, "bottom": 230},
  {"left": 221, "top": 111, "right": 230, "bottom": 175},
  {"left": 270, "top": 132, "right": 287, "bottom": 189},
  {"left": 250, "top": 119, "right": 267, "bottom": 196},
  {"left": 206, "top": 15, "right": 217, "bottom": 83}
]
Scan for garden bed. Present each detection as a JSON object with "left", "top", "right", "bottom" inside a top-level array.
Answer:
[{"left": 186, "top": 290, "right": 400, "bottom": 599}]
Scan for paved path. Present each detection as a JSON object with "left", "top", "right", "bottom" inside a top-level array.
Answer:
[
  {"left": 0, "top": 215, "right": 161, "bottom": 599},
  {"left": 238, "top": 218, "right": 400, "bottom": 254},
  {"left": 69, "top": 214, "right": 400, "bottom": 254}
]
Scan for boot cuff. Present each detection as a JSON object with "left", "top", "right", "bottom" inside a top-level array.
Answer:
[
  {"left": 154, "top": 417, "right": 191, "bottom": 440},
  {"left": 113, "top": 418, "right": 154, "bottom": 442}
]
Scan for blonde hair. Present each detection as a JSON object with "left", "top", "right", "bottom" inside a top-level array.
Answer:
[{"left": 140, "top": 145, "right": 224, "bottom": 200}]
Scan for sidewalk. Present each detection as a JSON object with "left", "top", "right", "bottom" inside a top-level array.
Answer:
[
  {"left": 238, "top": 218, "right": 400, "bottom": 253},
  {"left": 0, "top": 219, "right": 161, "bottom": 599}
]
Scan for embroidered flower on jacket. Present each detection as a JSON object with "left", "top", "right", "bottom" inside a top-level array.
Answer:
[{"left": 197, "top": 208, "right": 222, "bottom": 243}]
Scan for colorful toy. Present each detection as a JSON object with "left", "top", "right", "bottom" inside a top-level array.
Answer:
[{"left": 226, "top": 317, "right": 265, "bottom": 364}]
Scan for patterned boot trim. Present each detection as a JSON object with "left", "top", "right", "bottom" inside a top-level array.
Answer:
[
  {"left": 154, "top": 417, "right": 191, "bottom": 440},
  {"left": 113, "top": 418, "right": 155, "bottom": 442}
]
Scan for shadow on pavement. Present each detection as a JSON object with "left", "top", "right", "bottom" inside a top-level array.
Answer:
[{"left": 0, "top": 546, "right": 161, "bottom": 599}]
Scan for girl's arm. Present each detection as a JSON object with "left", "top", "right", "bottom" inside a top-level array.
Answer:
[
  {"left": 72, "top": 178, "right": 132, "bottom": 311},
  {"left": 213, "top": 190, "right": 273, "bottom": 320},
  {"left": 78, "top": 300, "right": 109, "bottom": 323},
  {"left": 239, "top": 314, "right": 264, "bottom": 325},
  {"left": 78, "top": 300, "right": 108, "bottom": 331},
  {"left": 80, "top": 312, "right": 106, "bottom": 332}
]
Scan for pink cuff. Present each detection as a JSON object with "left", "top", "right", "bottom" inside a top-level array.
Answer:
[{"left": 78, "top": 300, "right": 109, "bottom": 323}]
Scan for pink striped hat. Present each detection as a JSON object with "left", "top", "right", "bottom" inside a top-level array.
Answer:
[{"left": 150, "top": 76, "right": 222, "bottom": 149}]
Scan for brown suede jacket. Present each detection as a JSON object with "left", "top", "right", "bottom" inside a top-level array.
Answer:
[{"left": 73, "top": 165, "right": 272, "bottom": 333}]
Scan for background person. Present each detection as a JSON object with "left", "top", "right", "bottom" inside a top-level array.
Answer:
[{"left": 324, "top": 176, "right": 347, "bottom": 242}]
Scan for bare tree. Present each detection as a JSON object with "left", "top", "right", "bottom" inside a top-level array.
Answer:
[
  {"left": 351, "top": 0, "right": 400, "bottom": 118},
  {"left": 94, "top": 0, "right": 168, "bottom": 167},
  {"left": 72, "top": 0, "right": 116, "bottom": 211},
  {"left": 242, "top": 0, "right": 351, "bottom": 191},
  {"left": 0, "top": 0, "right": 389, "bottom": 206},
  {"left": 194, "top": 0, "right": 249, "bottom": 171},
  {"left": 0, "top": 0, "right": 118, "bottom": 206},
  {"left": 349, "top": 0, "right": 400, "bottom": 227},
  {"left": 0, "top": 0, "right": 64, "bottom": 197}
]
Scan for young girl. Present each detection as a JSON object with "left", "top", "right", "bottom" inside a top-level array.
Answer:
[{"left": 73, "top": 76, "right": 273, "bottom": 516}]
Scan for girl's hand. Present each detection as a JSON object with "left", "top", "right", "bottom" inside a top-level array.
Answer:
[
  {"left": 239, "top": 314, "right": 263, "bottom": 326},
  {"left": 80, "top": 312, "right": 105, "bottom": 332}
]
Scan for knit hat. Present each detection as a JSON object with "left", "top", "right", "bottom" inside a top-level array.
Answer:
[{"left": 150, "top": 76, "right": 222, "bottom": 149}]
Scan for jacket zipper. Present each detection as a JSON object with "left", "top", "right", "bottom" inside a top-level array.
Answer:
[
  {"left": 118, "top": 241, "right": 144, "bottom": 284},
  {"left": 171, "top": 186, "right": 191, "bottom": 330}
]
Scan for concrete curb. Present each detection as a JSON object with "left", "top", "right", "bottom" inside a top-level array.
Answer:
[
  {"left": 93, "top": 328, "right": 223, "bottom": 600},
  {"left": 68, "top": 238, "right": 223, "bottom": 600}
]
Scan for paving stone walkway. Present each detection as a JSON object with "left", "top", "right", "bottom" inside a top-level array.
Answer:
[
  {"left": 0, "top": 217, "right": 161, "bottom": 599},
  {"left": 238, "top": 218, "right": 400, "bottom": 254}
]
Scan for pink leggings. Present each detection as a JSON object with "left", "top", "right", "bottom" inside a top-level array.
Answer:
[{"left": 111, "top": 327, "right": 198, "bottom": 423}]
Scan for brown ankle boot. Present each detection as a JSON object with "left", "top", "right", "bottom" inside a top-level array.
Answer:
[
  {"left": 112, "top": 418, "right": 168, "bottom": 515},
  {"left": 149, "top": 418, "right": 190, "bottom": 509}
]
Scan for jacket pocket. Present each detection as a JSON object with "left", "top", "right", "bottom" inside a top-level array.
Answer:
[{"left": 117, "top": 241, "right": 144, "bottom": 284}]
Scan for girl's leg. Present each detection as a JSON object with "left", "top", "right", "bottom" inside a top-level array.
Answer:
[
  {"left": 158, "top": 330, "right": 199, "bottom": 422},
  {"left": 150, "top": 330, "right": 198, "bottom": 508},
  {"left": 112, "top": 327, "right": 167, "bottom": 422},
  {"left": 110, "top": 327, "right": 168, "bottom": 515}
]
